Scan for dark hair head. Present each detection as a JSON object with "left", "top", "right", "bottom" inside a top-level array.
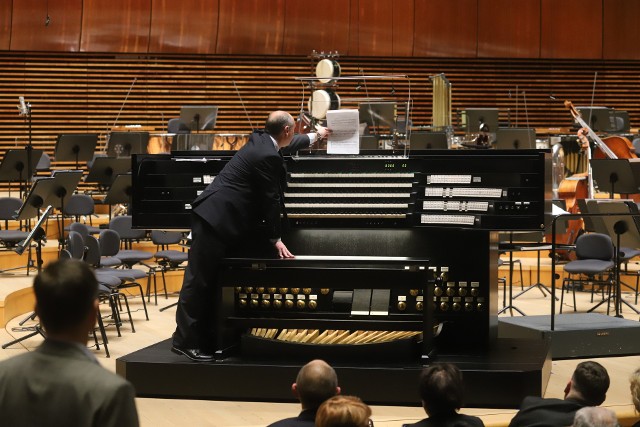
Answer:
[
  {"left": 316, "top": 395, "right": 371, "bottom": 427},
  {"left": 34, "top": 258, "right": 98, "bottom": 334},
  {"left": 419, "top": 363, "right": 464, "bottom": 416},
  {"left": 296, "top": 359, "right": 339, "bottom": 409},
  {"left": 572, "top": 361, "right": 610, "bottom": 406},
  {"left": 265, "top": 110, "right": 294, "bottom": 137}
]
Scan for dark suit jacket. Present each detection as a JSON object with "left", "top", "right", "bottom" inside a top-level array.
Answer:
[
  {"left": 192, "top": 132, "right": 311, "bottom": 242},
  {"left": 403, "top": 413, "right": 485, "bottom": 427},
  {"left": 508, "top": 396, "right": 587, "bottom": 427},
  {"left": 0, "top": 339, "right": 139, "bottom": 427},
  {"left": 266, "top": 408, "right": 316, "bottom": 427}
]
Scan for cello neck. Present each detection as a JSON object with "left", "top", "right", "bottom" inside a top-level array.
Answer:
[{"left": 565, "top": 100, "right": 618, "bottom": 159}]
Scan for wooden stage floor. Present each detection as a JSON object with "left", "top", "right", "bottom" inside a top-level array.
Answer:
[{"left": 1, "top": 260, "right": 640, "bottom": 426}]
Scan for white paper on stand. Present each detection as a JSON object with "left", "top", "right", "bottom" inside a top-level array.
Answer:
[{"left": 326, "top": 109, "right": 360, "bottom": 155}]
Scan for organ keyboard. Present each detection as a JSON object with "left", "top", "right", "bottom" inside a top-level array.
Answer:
[{"left": 132, "top": 148, "right": 550, "bottom": 359}]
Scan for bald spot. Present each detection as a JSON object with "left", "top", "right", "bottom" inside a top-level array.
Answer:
[{"left": 296, "top": 360, "right": 338, "bottom": 409}]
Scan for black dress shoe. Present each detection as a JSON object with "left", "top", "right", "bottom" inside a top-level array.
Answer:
[{"left": 171, "top": 346, "right": 214, "bottom": 362}]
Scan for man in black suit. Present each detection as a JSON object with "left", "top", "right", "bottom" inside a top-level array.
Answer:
[
  {"left": 267, "top": 359, "right": 341, "bottom": 427},
  {"left": 508, "top": 361, "right": 610, "bottom": 427},
  {"left": 171, "top": 111, "right": 329, "bottom": 361}
]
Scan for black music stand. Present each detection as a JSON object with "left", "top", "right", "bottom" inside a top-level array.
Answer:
[
  {"left": 2, "top": 206, "right": 53, "bottom": 349},
  {"left": 85, "top": 156, "right": 131, "bottom": 188},
  {"left": 103, "top": 174, "right": 132, "bottom": 220},
  {"left": 54, "top": 134, "right": 98, "bottom": 170},
  {"left": 107, "top": 132, "right": 149, "bottom": 158},
  {"left": 590, "top": 159, "right": 640, "bottom": 198},
  {"left": 0, "top": 148, "right": 43, "bottom": 199},
  {"left": 45, "top": 171, "right": 83, "bottom": 248}
]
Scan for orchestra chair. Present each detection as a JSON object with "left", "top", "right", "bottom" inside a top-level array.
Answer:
[
  {"left": 560, "top": 233, "right": 615, "bottom": 314},
  {"left": 65, "top": 230, "right": 135, "bottom": 340},
  {"left": 96, "top": 229, "right": 150, "bottom": 321},
  {"left": 62, "top": 195, "right": 100, "bottom": 234},
  {"left": 58, "top": 248, "right": 111, "bottom": 357},
  {"left": 0, "top": 197, "right": 31, "bottom": 273},
  {"left": 168, "top": 118, "right": 190, "bottom": 134},
  {"left": 149, "top": 230, "right": 188, "bottom": 305}
]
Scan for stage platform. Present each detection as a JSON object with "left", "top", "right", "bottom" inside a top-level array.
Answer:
[
  {"left": 499, "top": 313, "right": 640, "bottom": 359},
  {"left": 117, "top": 337, "right": 551, "bottom": 408}
]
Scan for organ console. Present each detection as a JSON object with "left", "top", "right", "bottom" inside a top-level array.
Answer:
[{"left": 132, "top": 148, "right": 550, "bottom": 362}]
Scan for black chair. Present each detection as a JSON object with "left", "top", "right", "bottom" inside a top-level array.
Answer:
[
  {"left": 150, "top": 230, "right": 188, "bottom": 305},
  {"left": 95, "top": 229, "right": 150, "bottom": 321},
  {"left": 560, "top": 233, "right": 615, "bottom": 314},
  {"left": 0, "top": 197, "right": 31, "bottom": 273},
  {"left": 63, "top": 194, "right": 100, "bottom": 234}
]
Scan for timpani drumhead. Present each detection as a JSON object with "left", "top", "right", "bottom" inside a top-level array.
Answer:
[
  {"left": 315, "top": 59, "right": 341, "bottom": 83},
  {"left": 308, "top": 89, "right": 341, "bottom": 119}
]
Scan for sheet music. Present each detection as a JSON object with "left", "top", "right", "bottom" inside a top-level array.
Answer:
[{"left": 326, "top": 109, "right": 360, "bottom": 155}]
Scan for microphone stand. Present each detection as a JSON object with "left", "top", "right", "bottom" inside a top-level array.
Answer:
[{"left": 17, "top": 97, "right": 33, "bottom": 199}]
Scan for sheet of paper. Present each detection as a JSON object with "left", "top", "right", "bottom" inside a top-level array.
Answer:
[{"left": 326, "top": 109, "right": 360, "bottom": 155}]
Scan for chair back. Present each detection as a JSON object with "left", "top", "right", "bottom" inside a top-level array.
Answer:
[
  {"left": 0, "top": 197, "right": 22, "bottom": 223},
  {"left": 575, "top": 233, "right": 614, "bottom": 261},
  {"left": 109, "top": 215, "right": 146, "bottom": 240},
  {"left": 58, "top": 248, "right": 72, "bottom": 260},
  {"left": 64, "top": 194, "right": 95, "bottom": 216},
  {"left": 99, "top": 229, "right": 121, "bottom": 257},
  {"left": 69, "top": 222, "right": 89, "bottom": 240},
  {"left": 168, "top": 118, "right": 190, "bottom": 134},
  {"left": 151, "top": 230, "right": 183, "bottom": 246},
  {"left": 67, "top": 230, "right": 86, "bottom": 260},
  {"left": 84, "top": 235, "right": 102, "bottom": 267}
]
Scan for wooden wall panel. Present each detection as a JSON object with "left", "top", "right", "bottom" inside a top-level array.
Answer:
[
  {"left": 80, "top": 0, "right": 152, "bottom": 52},
  {"left": 348, "top": 0, "right": 360, "bottom": 55},
  {"left": 414, "top": 0, "right": 478, "bottom": 57},
  {"left": 357, "top": 0, "right": 414, "bottom": 57},
  {"left": 477, "top": 0, "right": 540, "bottom": 58},
  {"left": 282, "top": 0, "right": 351, "bottom": 56},
  {"left": 0, "top": 0, "right": 12, "bottom": 50},
  {"left": 148, "top": 0, "right": 219, "bottom": 54},
  {"left": 603, "top": 0, "right": 640, "bottom": 60},
  {"left": 541, "top": 0, "right": 602, "bottom": 59},
  {"left": 216, "top": 0, "right": 285, "bottom": 55},
  {"left": 10, "top": 0, "right": 82, "bottom": 52}
]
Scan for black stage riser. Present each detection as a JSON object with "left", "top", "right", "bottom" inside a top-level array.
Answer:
[
  {"left": 499, "top": 314, "right": 640, "bottom": 359},
  {"left": 117, "top": 338, "right": 550, "bottom": 408}
]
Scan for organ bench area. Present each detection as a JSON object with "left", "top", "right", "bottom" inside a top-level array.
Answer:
[{"left": 119, "top": 149, "right": 552, "bottom": 407}]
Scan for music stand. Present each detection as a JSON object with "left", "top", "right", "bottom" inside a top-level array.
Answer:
[
  {"left": 180, "top": 106, "right": 218, "bottom": 132},
  {"left": 107, "top": 132, "right": 149, "bottom": 158},
  {"left": 496, "top": 128, "right": 536, "bottom": 149},
  {"left": 16, "top": 178, "right": 55, "bottom": 222},
  {"left": 103, "top": 173, "right": 132, "bottom": 220},
  {"left": 54, "top": 134, "right": 98, "bottom": 169},
  {"left": 0, "top": 148, "right": 43, "bottom": 199},
  {"left": 2, "top": 205, "right": 53, "bottom": 348},
  {"left": 409, "top": 132, "right": 448, "bottom": 149},
  {"left": 85, "top": 157, "right": 131, "bottom": 188},
  {"left": 44, "top": 171, "right": 83, "bottom": 247},
  {"left": 590, "top": 159, "right": 640, "bottom": 198}
]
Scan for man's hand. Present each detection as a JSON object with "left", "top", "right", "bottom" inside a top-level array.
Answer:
[
  {"left": 274, "top": 240, "right": 294, "bottom": 259},
  {"left": 316, "top": 126, "right": 332, "bottom": 141}
]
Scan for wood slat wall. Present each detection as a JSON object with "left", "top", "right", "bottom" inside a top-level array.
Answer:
[{"left": 1, "top": 52, "right": 640, "bottom": 192}]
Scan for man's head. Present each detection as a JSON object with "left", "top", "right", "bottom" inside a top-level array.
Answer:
[
  {"left": 630, "top": 367, "right": 640, "bottom": 413},
  {"left": 34, "top": 259, "right": 99, "bottom": 339},
  {"left": 265, "top": 110, "right": 295, "bottom": 148},
  {"left": 418, "top": 363, "right": 464, "bottom": 417},
  {"left": 292, "top": 359, "right": 340, "bottom": 410},
  {"left": 565, "top": 361, "right": 610, "bottom": 406},
  {"left": 572, "top": 406, "right": 618, "bottom": 427}
]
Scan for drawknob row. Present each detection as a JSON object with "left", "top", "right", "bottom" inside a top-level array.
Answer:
[{"left": 235, "top": 287, "right": 329, "bottom": 295}]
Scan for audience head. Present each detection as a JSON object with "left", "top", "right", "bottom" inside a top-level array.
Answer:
[
  {"left": 630, "top": 367, "right": 640, "bottom": 413},
  {"left": 418, "top": 363, "right": 465, "bottom": 417},
  {"left": 572, "top": 406, "right": 618, "bottom": 427},
  {"left": 34, "top": 259, "right": 98, "bottom": 336},
  {"left": 315, "top": 395, "right": 371, "bottom": 427},
  {"left": 293, "top": 359, "right": 340, "bottom": 410},
  {"left": 565, "top": 361, "right": 610, "bottom": 406},
  {"left": 265, "top": 110, "right": 295, "bottom": 146}
]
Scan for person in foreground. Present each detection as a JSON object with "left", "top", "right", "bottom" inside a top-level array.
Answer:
[
  {"left": 571, "top": 406, "right": 618, "bottom": 427},
  {"left": 630, "top": 367, "right": 640, "bottom": 427},
  {"left": 509, "top": 361, "right": 610, "bottom": 427},
  {"left": 0, "top": 258, "right": 139, "bottom": 427},
  {"left": 171, "top": 111, "right": 330, "bottom": 362},
  {"left": 403, "top": 363, "right": 484, "bottom": 427},
  {"left": 267, "top": 359, "right": 341, "bottom": 427},
  {"left": 316, "top": 395, "right": 372, "bottom": 427}
]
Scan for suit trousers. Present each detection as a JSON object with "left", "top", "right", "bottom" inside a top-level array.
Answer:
[{"left": 173, "top": 213, "right": 227, "bottom": 350}]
